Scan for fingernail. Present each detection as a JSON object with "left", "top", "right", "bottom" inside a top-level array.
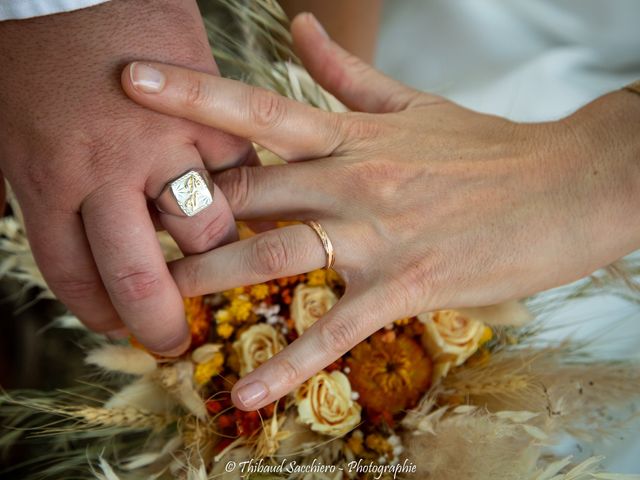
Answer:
[
  {"left": 235, "top": 381, "right": 269, "bottom": 408},
  {"left": 130, "top": 62, "right": 166, "bottom": 93},
  {"left": 156, "top": 335, "right": 191, "bottom": 358},
  {"left": 105, "top": 327, "right": 130, "bottom": 340},
  {"left": 306, "top": 13, "right": 328, "bottom": 39}
]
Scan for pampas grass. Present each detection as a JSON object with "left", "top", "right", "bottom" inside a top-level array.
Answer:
[
  {"left": 105, "top": 378, "right": 176, "bottom": 414},
  {"left": 402, "top": 407, "right": 540, "bottom": 480},
  {"left": 441, "top": 346, "right": 640, "bottom": 433},
  {"left": 85, "top": 345, "right": 158, "bottom": 376}
]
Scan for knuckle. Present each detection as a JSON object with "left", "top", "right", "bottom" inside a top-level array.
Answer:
[
  {"left": 248, "top": 87, "right": 285, "bottom": 129},
  {"left": 184, "top": 75, "right": 211, "bottom": 110},
  {"left": 322, "top": 113, "right": 348, "bottom": 153},
  {"left": 393, "top": 257, "right": 441, "bottom": 316},
  {"left": 217, "top": 167, "right": 252, "bottom": 215},
  {"left": 174, "top": 258, "right": 201, "bottom": 296},
  {"left": 342, "top": 112, "right": 384, "bottom": 141},
  {"left": 108, "top": 269, "right": 161, "bottom": 303},
  {"left": 353, "top": 159, "right": 397, "bottom": 182},
  {"left": 189, "top": 210, "right": 233, "bottom": 252},
  {"left": 49, "top": 275, "right": 104, "bottom": 304},
  {"left": 330, "top": 51, "right": 369, "bottom": 93},
  {"left": 248, "top": 232, "right": 290, "bottom": 277},
  {"left": 338, "top": 158, "right": 404, "bottom": 203},
  {"left": 273, "top": 357, "right": 302, "bottom": 388},
  {"left": 318, "top": 316, "right": 359, "bottom": 355}
]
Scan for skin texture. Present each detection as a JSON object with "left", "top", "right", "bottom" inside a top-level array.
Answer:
[
  {"left": 0, "top": 0, "right": 256, "bottom": 355},
  {"left": 122, "top": 13, "right": 640, "bottom": 410}
]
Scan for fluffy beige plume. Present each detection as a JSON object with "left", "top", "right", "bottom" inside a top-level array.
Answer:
[
  {"left": 275, "top": 410, "right": 325, "bottom": 457},
  {"left": 119, "top": 436, "right": 182, "bottom": 471},
  {"left": 153, "top": 362, "right": 207, "bottom": 419},
  {"left": 85, "top": 345, "right": 158, "bottom": 375},
  {"left": 92, "top": 457, "right": 122, "bottom": 480},
  {"left": 440, "top": 349, "right": 547, "bottom": 412},
  {"left": 402, "top": 408, "right": 541, "bottom": 480},
  {"left": 531, "top": 456, "right": 640, "bottom": 480},
  {"left": 441, "top": 347, "right": 640, "bottom": 438},
  {"left": 210, "top": 446, "right": 252, "bottom": 479},
  {"left": 457, "top": 300, "right": 532, "bottom": 327},
  {"left": 105, "top": 377, "right": 176, "bottom": 414},
  {"left": 538, "top": 364, "right": 640, "bottom": 443},
  {"left": 254, "top": 406, "right": 292, "bottom": 457}
]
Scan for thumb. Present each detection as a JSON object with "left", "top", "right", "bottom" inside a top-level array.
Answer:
[{"left": 291, "top": 12, "right": 428, "bottom": 113}]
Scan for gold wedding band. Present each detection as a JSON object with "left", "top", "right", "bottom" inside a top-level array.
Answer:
[{"left": 305, "top": 220, "right": 335, "bottom": 270}]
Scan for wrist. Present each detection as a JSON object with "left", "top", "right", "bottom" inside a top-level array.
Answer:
[{"left": 560, "top": 89, "right": 640, "bottom": 270}]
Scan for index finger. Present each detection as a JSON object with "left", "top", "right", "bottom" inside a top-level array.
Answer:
[
  {"left": 230, "top": 286, "right": 395, "bottom": 411},
  {"left": 121, "top": 62, "right": 345, "bottom": 161}
]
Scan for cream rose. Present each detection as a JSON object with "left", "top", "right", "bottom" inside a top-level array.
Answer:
[
  {"left": 295, "top": 370, "right": 361, "bottom": 436},
  {"left": 291, "top": 284, "right": 338, "bottom": 335},
  {"left": 233, "top": 324, "right": 287, "bottom": 377},
  {"left": 418, "top": 310, "right": 491, "bottom": 381}
]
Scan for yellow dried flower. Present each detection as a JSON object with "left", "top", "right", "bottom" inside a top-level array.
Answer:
[
  {"left": 228, "top": 296, "right": 253, "bottom": 322},
  {"left": 193, "top": 352, "right": 224, "bottom": 385},
  {"left": 217, "top": 322, "right": 234, "bottom": 339},
  {"left": 215, "top": 309, "right": 232, "bottom": 324},
  {"left": 325, "top": 269, "right": 344, "bottom": 287},
  {"left": 237, "top": 222, "right": 256, "bottom": 240},
  {"left": 394, "top": 317, "right": 412, "bottom": 326},
  {"left": 365, "top": 433, "right": 392, "bottom": 455},
  {"left": 214, "top": 308, "right": 233, "bottom": 323},
  {"left": 479, "top": 325, "right": 493, "bottom": 346},
  {"left": 306, "top": 269, "right": 326, "bottom": 286},
  {"left": 346, "top": 432, "right": 364, "bottom": 455},
  {"left": 250, "top": 283, "right": 270, "bottom": 300},
  {"left": 224, "top": 287, "right": 246, "bottom": 299},
  {"left": 277, "top": 221, "right": 298, "bottom": 228}
]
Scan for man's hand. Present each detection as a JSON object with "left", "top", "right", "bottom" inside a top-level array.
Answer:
[{"left": 0, "top": 0, "right": 255, "bottom": 355}]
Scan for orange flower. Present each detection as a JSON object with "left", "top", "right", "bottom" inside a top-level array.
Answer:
[
  {"left": 184, "top": 297, "right": 210, "bottom": 348},
  {"left": 347, "top": 332, "right": 432, "bottom": 415}
]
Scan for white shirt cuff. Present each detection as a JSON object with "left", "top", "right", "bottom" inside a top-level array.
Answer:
[{"left": 0, "top": 0, "right": 110, "bottom": 20}]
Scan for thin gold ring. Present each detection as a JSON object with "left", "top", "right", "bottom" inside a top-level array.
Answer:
[{"left": 304, "top": 220, "right": 335, "bottom": 270}]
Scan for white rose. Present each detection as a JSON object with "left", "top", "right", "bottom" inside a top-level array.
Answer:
[
  {"left": 295, "top": 370, "right": 361, "bottom": 436},
  {"left": 233, "top": 324, "right": 287, "bottom": 377},
  {"left": 291, "top": 284, "right": 338, "bottom": 335},
  {"left": 418, "top": 310, "right": 491, "bottom": 381}
]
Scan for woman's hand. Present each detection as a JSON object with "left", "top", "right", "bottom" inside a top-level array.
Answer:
[{"left": 121, "top": 13, "right": 640, "bottom": 410}]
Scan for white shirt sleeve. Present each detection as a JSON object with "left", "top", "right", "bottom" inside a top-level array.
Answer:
[{"left": 0, "top": 0, "right": 110, "bottom": 21}]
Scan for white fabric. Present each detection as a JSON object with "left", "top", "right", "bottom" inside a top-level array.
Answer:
[
  {"left": 0, "top": 0, "right": 109, "bottom": 20},
  {"left": 377, "top": 0, "right": 640, "bottom": 122}
]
